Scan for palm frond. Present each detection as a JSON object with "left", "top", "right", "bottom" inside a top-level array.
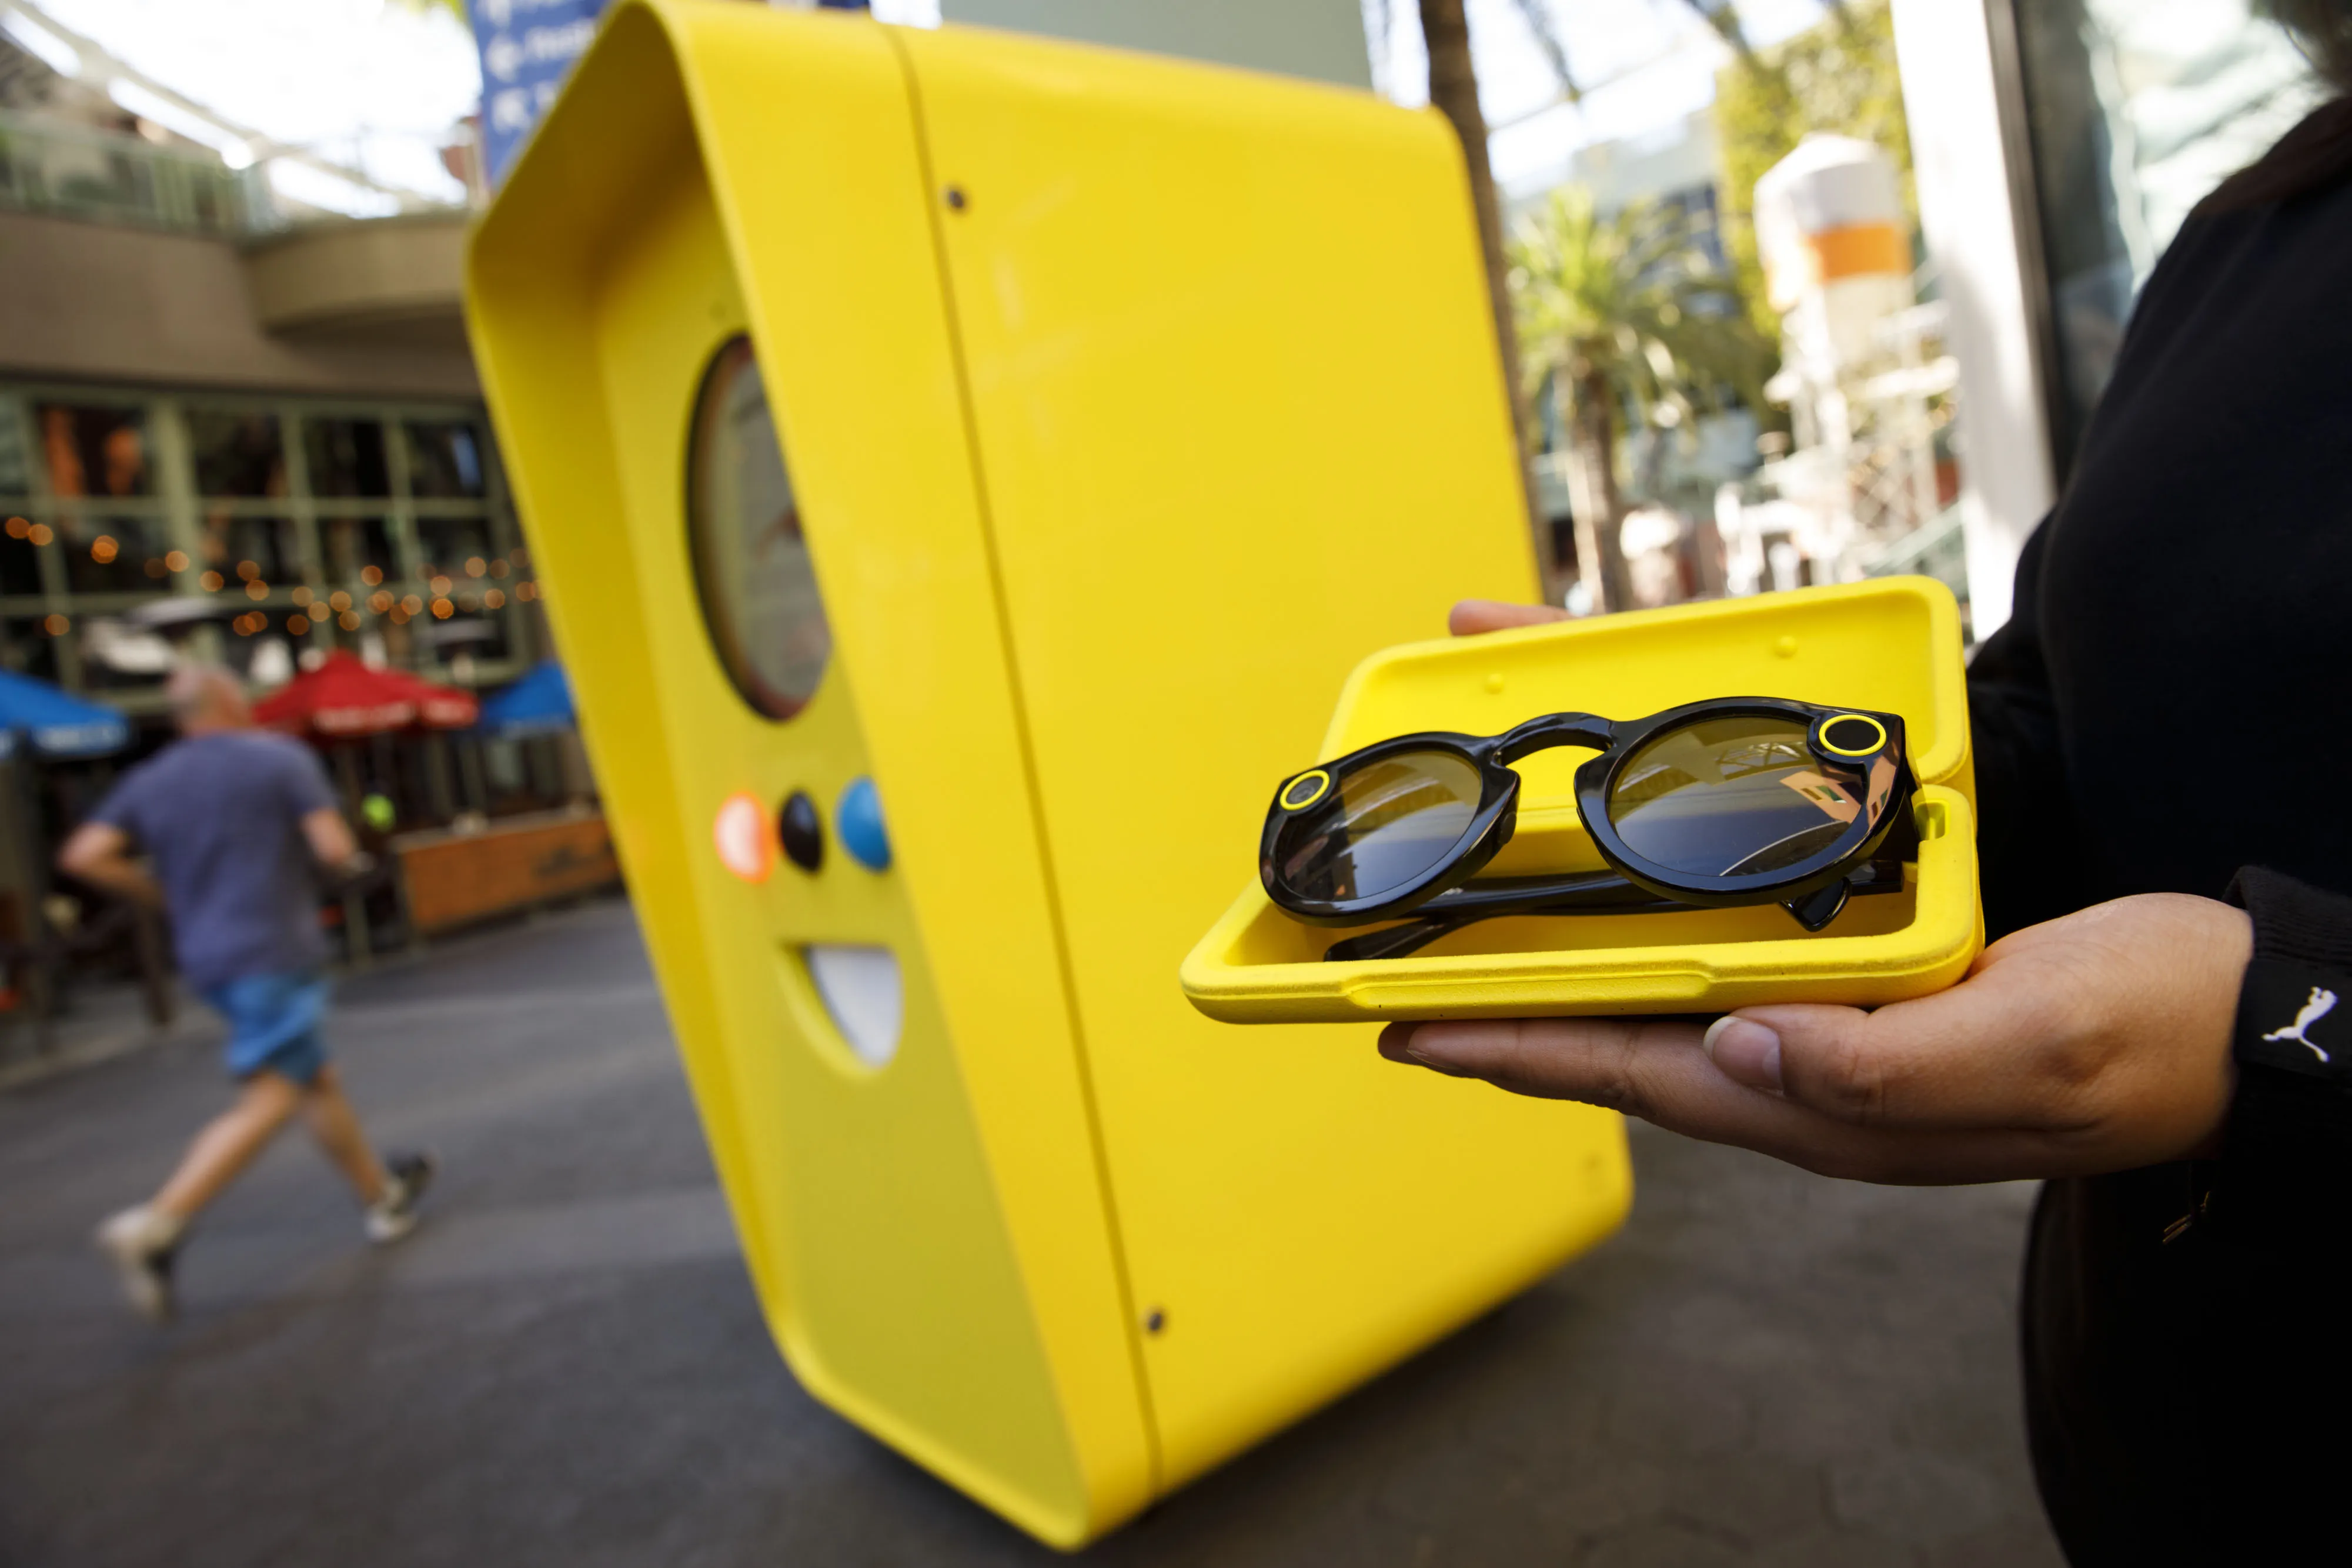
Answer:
[{"left": 1506, "top": 0, "right": 1583, "bottom": 102}]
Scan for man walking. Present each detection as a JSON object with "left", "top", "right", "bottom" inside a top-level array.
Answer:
[{"left": 60, "top": 664, "right": 432, "bottom": 1320}]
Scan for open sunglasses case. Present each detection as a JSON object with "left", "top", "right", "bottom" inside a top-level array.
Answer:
[{"left": 1180, "top": 578, "right": 1982, "bottom": 1024}]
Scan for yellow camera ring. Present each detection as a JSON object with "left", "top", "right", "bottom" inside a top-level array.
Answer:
[
  {"left": 1279, "top": 770, "right": 1332, "bottom": 811},
  {"left": 1816, "top": 713, "right": 1890, "bottom": 758}
]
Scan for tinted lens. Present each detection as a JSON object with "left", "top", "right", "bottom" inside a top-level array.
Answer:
[
  {"left": 1606, "top": 716, "right": 1867, "bottom": 878},
  {"left": 1275, "top": 750, "right": 1483, "bottom": 904}
]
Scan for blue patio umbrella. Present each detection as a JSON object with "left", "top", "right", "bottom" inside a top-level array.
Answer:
[
  {"left": 477, "top": 660, "right": 574, "bottom": 738},
  {"left": 0, "top": 668, "right": 131, "bottom": 760}
]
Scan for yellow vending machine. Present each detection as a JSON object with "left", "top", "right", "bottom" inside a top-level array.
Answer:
[{"left": 466, "top": 1, "right": 1632, "bottom": 1544}]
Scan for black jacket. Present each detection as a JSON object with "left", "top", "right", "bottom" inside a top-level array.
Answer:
[{"left": 1967, "top": 120, "right": 2352, "bottom": 1564}]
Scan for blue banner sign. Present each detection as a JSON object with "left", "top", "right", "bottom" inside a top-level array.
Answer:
[{"left": 473, "top": 0, "right": 610, "bottom": 187}]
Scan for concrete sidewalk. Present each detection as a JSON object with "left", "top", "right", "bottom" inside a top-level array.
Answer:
[{"left": 0, "top": 900, "right": 2063, "bottom": 1566}]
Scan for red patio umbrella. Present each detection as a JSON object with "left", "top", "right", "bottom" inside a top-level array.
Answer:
[{"left": 254, "top": 650, "right": 480, "bottom": 737}]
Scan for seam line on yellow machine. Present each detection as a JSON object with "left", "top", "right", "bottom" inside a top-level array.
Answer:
[{"left": 886, "top": 25, "right": 1165, "bottom": 1496}]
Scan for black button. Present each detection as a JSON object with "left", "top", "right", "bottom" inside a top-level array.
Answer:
[{"left": 779, "top": 791, "right": 824, "bottom": 873}]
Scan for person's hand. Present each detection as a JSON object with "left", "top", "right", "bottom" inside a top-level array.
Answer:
[{"left": 1378, "top": 893, "right": 2250, "bottom": 1183}]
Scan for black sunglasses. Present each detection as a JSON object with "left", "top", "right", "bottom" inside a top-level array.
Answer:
[{"left": 1261, "top": 698, "right": 1918, "bottom": 962}]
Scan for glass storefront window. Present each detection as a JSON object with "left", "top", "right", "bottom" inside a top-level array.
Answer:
[
  {"left": 222, "top": 606, "right": 309, "bottom": 687},
  {"left": 0, "top": 387, "right": 522, "bottom": 700},
  {"left": 4, "top": 617, "right": 64, "bottom": 682},
  {"left": 36, "top": 403, "right": 149, "bottom": 498},
  {"left": 200, "top": 513, "right": 299, "bottom": 587},
  {"left": 404, "top": 419, "right": 489, "bottom": 499},
  {"left": 0, "top": 514, "right": 42, "bottom": 597},
  {"left": 415, "top": 517, "right": 493, "bottom": 581},
  {"left": 58, "top": 514, "right": 171, "bottom": 595},
  {"left": 305, "top": 418, "right": 392, "bottom": 497},
  {"left": 319, "top": 515, "right": 399, "bottom": 586},
  {"left": 189, "top": 410, "right": 287, "bottom": 499},
  {"left": 2014, "top": 0, "right": 2324, "bottom": 474}
]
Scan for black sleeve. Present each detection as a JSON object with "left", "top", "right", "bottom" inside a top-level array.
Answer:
[
  {"left": 1965, "top": 521, "right": 2092, "bottom": 939},
  {"left": 2223, "top": 866, "right": 2352, "bottom": 1162},
  {"left": 2204, "top": 867, "right": 2352, "bottom": 1509}
]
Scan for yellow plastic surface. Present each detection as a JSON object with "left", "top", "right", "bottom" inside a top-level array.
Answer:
[
  {"left": 1182, "top": 579, "right": 1983, "bottom": 1024},
  {"left": 469, "top": 1, "right": 1630, "bottom": 1545}
]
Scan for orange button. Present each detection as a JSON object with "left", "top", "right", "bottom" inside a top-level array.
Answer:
[{"left": 713, "top": 791, "right": 774, "bottom": 884}]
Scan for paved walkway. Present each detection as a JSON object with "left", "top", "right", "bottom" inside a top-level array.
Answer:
[{"left": 0, "top": 901, "right": 2064, "bottom": 1566}]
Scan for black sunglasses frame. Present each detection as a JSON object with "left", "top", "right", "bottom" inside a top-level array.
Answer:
[{"left": 1261, "top": 697, "right": 1916, "bottom": 948}]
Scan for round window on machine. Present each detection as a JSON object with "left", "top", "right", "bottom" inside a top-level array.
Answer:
[{"left": 686, "top": 335, "right": 833, "bottom": 720}]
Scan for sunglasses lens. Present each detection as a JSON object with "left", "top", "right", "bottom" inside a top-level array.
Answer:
[
  {"left": 1607, "top": 716, "right": 1875, "bottom": 877},
  {"left": 1275, "top": 750, "right": 1483, "bottom": 904}
]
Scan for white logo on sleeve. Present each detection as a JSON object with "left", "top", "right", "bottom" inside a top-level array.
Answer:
[{"left": 2261, "top": 987, "right": 2338, "bottom": 1062}]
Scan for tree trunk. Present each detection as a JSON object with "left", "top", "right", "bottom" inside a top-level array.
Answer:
[
  {"left": 1418, "top": 0, "right": 1559, "bottom": 604},
  {"left": 1562, "top": 366, "right": 1633, "bottom": 614}
]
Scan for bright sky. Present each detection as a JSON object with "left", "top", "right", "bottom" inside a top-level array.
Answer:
[
  {"left": 29, "top": 0, "right": 479, "bottom": 205},
  {"left": 23, "top": 0, "right": 1840, "bottom": 208},
  {"left": 1368, "top": 0, "right": 1837, "bottom": 194}
]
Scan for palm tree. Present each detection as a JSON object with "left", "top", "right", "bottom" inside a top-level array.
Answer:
[
  {"left": 1509, "top": 188, "right": 1770, "bottom": 613},
  {"left": 1415, "top": 0, "right": 1770, "bottom": 606},
  {"left": 1415, "top": 0, "right": 1559, "bottom": 599}
]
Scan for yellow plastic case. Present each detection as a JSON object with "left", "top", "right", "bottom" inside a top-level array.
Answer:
[
  {"left": 1182, "top": 579, "right": 1983, "bottom": 1025},
  {"left": 468, "top": 2, "right": 1630, "bottom": 1548}
]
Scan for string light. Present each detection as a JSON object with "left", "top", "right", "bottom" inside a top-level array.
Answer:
[
  {"left": 236, "top": 560, "right": 260, "bottom": 581},
  {"left": 91, "top": 536, "right": 118, "bottom": 564},
  {"left": 4, "top": 517, "right": 26, "bottom": 540},
  {"left": 390, "top": 606, "right": 411, "bottom": 624},
  {"left": 489, "top": 559, "right": 510, "bottom": 579},
  {"left": 339, "top": 610, "right": 360, "bottom": 631},
  {"left": 429, "top": 574, "right": 453, "bottom": 596},
  {"left": 291, "top": 586, "right": 313, "bottom": 607},
  {"left": 400, "top": 594, "right": 423, "bottom": 615},
  {"left": 431, "top": 597, "right": 453, "bottom": 619},
  {"left": 200, "top": 570, "right": 225, "bottom": 591},
  {"left": 369, "top": 590, "right": 393, "bottom": 613},
  {"left": 245, "top": 579, "right": 268, "bottom": 600},
  {"left": 483, "top": 589, "right": 505, "bottom": 610},
  {"left": 360, "top": 564, "right": 383, "bottom": 586},
  {"left": 328, "top": 590, "right": 352, "bottom": 612},
  {"left": 42, "top": 613, "right": 68, "bottom": 636},
  {"left": 465, "top": 556, "right": 486, "bottom": 577},
  {"left": 26, "top": 524, "right": 53, "bottom": 547},
  {"left": 165, "top": 550, "right": 189, "bottom": 572},
  {"left": 288, "top": 613, "right": 311, "bottom": 636}
]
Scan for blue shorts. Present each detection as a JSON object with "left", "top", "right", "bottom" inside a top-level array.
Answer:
[{"left": 204, "top": 972, "right": 333, "bottom": 1087}]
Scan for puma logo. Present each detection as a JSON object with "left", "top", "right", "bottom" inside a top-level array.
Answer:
[{"left": 2262, "top": 986, "right": 2338, "bottom": 1063}]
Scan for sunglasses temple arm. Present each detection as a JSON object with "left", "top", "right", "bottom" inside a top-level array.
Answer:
[
  {"left": 1322, "top": 877, "right": 1688, "bottom": 964},
  {"left": 1415, "top": 869, "right": 1655, "bottom": 915},
  {"left": 1323, "top": 859, "right": 1911, "bottom": 962},
  {"left": 1324, "top": 915, "right": 1478, "bottom": 963}
]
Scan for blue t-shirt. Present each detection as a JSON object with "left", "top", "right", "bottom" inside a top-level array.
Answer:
[{"left": 91, "top": 731, "right": 340, "bottom": 989}]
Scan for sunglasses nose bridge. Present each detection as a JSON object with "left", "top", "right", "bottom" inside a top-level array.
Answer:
[{"left": 1494, "top": 712, "right": 1615, "bottom": 767}]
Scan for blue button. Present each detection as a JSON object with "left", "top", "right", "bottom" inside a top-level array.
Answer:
[{"left": 837, "top": 776, "right": 891, "bottom": 871}]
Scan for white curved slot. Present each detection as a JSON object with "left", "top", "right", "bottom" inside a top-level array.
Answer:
[{"left": 803, "top": 944, "right": 903, "bottom": 1069}]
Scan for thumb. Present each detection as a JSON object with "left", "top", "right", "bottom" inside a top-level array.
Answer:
[
  {"left": 1710, "top": 963, "right": 2068, "bottom": 1130},
  {"left": 1449, "top": 599, "right": 1571, "bottom": 637},
  {"left": 1702, "top": 1004, "right": 1875, "bottom": 1102}
]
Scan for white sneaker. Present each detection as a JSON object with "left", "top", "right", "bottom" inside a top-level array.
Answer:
[
  {"left": 366, "top": 1151, "right": 436, "bottom": 1244},
  {"left": 95, "top": 1205, "right": 183, "bottom": 1322}
]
